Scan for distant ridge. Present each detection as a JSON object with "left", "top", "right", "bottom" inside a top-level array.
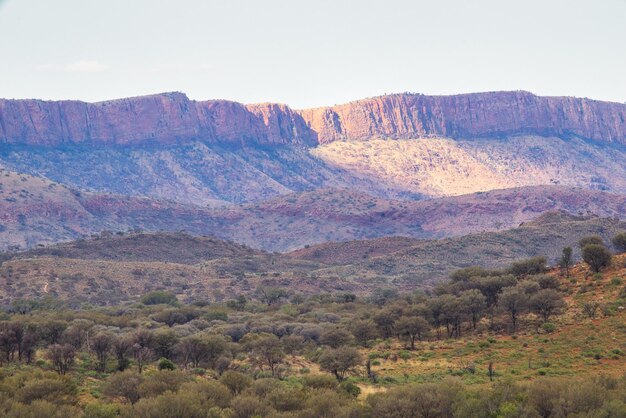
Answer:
[{"left": 1, "top": 91, "right": 625, "bottom": 147}]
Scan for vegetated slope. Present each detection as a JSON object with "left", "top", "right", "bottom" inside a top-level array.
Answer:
[
  {"left": 22, "top": 232, "right": 260, "bottom": 264},
  {"left": 312, "top": 137, "right": 626, "bottom": 197},
  {"left": 2, "top": 213, "right": 625, "bottom": 306},
  {"left": 0, "top": 142, "right": 403, "bottom": 205},
  {"left": 364, "top": 255, "right": 626, "bottom": 384},
  {"left": 289, "top": 212, "right": 626, "bottom": 288},
  {"left": 2, "top": 162, "right": 626, "bottom": 252},
  {"left": 0, "top": 167, "right": 128, "bottom": 250}
]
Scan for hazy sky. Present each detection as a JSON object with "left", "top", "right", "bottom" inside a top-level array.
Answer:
[{"left": 1, "top": 0, "right": 624, "bottom": 108}]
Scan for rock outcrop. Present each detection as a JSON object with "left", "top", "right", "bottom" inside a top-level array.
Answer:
[
  {"left": 1, "top": 91, "right": 625, "bottom": 147},
  {"left": 298, "top": 91, "right": 626, "bottom": 144},
  {"left": 0, "top": 92, "right": 317, "bottom": 147}
]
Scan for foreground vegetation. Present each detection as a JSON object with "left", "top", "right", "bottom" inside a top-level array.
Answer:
[{"left": 0, "top": 235, "right": 624, "bottom": 417}]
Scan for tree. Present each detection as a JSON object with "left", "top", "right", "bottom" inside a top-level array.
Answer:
[
  {"left": 579, "top": 235, "right": 604, "bottom": 249},
  {"left": 582, "top": 244, "right": 612, "bottom": 273},
  {"left": 220, "top": 371, "right": 252, "bottom": 395},
  {"left": 508, "top": 257, "right": 548, "bottom": 277},
  {"left": 243, "top": 333, "right": 284, "bottom": 376},
  {"left": 320, "top": 327, "right": 353, "bottom": 348},
  {"left": 350, "top": 319, "right": 377, "bottom": 347},
  {"left": 459, "top": 289, "right": 487, "bottom": 329},
  {"left": 499, "top": 287, "right": 528, "bottom": 333},
  {"left": 152, "top": 328, "right": 179, "bottom": 360},
  {"left": 318, "top": 346, "right": 362, "bottom": 381},
  {"left": 396, "top": 316, "right": 429, "bottom": 349},
  {"left": 176, "top": 335, "right": 206, "bottom": 368},
  {"left": 91, "top": 332, "right": 113, "bottom": 372},
  {"left": 104, "top": 370, "right": 144, "bottom": 404},
  {"left": 559, "top": 247, "right": 573, "bottom": 277},
  {"left": 612, "top": 232, "right": 626, "bottom": 253},
  {"left": 140, "top": 291, "right": 179, "bottom": 306},
  {"left": 256, "top": 286, "right": 288, "bottom": 306},
  {"left": 113, "top": 334, "right": 132, "bottom": 371},
  {"left": 530, "top": 289, "right": 566, "bottom": 322},
  {"left": 46, "top": 344, "right": 75, "bottom": 375}
]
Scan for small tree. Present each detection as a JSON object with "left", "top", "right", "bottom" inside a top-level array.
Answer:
[
  {"left": 396, "top": 316, "right": 429, "bottom": 349},
  {"left": 579, "top": 236, "right": 604, "bottom": 249},
  {"left": 582, "top": 244, "right": 612, "bottom": 273},
  {"left": 104, "top": 370, "right": 144, "bottom": 404},
  {"left": 46, "top": 344, "right": 75, "bottom": 375},
  {"left": 350, "top": 319, "right": 377, "bottom": 347},
  {"left": 140, "top": 291, "right": 178, "bottom": 306},
  {"left": 459, "top": 289, "right": 487, "bottom": 329},
  {"left": 320, "top": 327, "right": 354, "bottom": 348},
  {"left": 530, "top": 289, "right": 566, "bottom": 322},
  {"left": 582, "top": 301, "right": 600, "bottom": 319},
  {"left": 559, "top": 247, "right": 573, "bottom": 277},
  {"left": 318, "top": 347, "right": 362, "bottom": 381},
  {"left": 91, "top": 332, "right": 113, "bottom": 372},
  {"left": 243, "top": 333, "right": 284, "bottom": 377},
  {"left": 612, "top": 232, "right": 626, "bottom": 254},
  {"left": 499, "top": 287, "right": 528, "bottom": 333},
  {"left": 508, "top": 257, "right": 548, "bottom": 278}
]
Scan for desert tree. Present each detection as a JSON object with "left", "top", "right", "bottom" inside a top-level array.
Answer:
[
  {"left": 242, "top": 333, "right": 285, "bottom": 377},
  {"left": 499, "top": 286, "right": 528, "bottom": 333},
  {"left": 559, "top": 247, "right": 573, "bottom": 277},
  {"left": 113, "top": 334, "right": 133, "bottom": 371},
  {"left": 318, "top": 346, "right": 362, "bottom": 381},
  {"left": 508, "top": 257, "right": 548, "bottom": 278},
  {"left": 582, "top": 244, "right": 612, "bottom": 273},
  {"left": 350, "top": 319, "right": 377, "bottom": 347},
  {"left": 612, "top": 232, "right": 626, "bottom": 253},
  {"left": 459, "top": 289, "right": 487, "bottom": 329},
  {"left": 579, "top": 235, "right": 604, "bottom": 249},
  {"left": 396, "top": 316, "right": 430, "bottom": 349},
  {"left": 46, "top": 343, "right": 75, "bottom": 375},
  {"left": 320, "top": 327, "right": 354, "bottom": 348},
  {"left": 530, "top": 289, "right": 566, "bottom": 322},
  {"left": 91, "top": 332, "right": 113, "bottom": 372}
]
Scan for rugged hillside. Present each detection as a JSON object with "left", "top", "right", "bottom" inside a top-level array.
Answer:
[
  {"left": 300, "top": 91, "right": 626, "bottom": 144},
  {"left": 2, "top": 91, "right": 626, "bottom": 206},
  {"left": 288, "top": 212, "right": 626, "bottom": 288},
  {"left": 313, "top": 137, "right": 626, "bottom": 196},
  {"left": 2, "top": 164, "right": 626, "bottom": 252},
  {"left": 2, "top": 213, "right": 625, "bottom": 306}
]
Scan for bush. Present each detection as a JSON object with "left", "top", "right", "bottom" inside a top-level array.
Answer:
[
  {"left": 582, "top": 244, "right": 612, "bottom": 273},
  {"left": 612, "top": 232, "right": 626, "bottom": 253},
  {"left": 140, "top": 291, "right": 178, "bottom": 306},
  {"left": 508, "top": 257, "right": 548, "bottom": 277},
  {"left": 157, "top": 358, "right": 176, "bottom": 371},
  {"left": 579, "top": 235, "right": 604, "bottom": 248},
  {"left": 541, "top": 322, "right": 557, "bottom": 333}
]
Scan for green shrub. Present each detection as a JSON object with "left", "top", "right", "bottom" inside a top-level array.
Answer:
[{"left": 542, "top": 322, "right": 557, "bottom": 333}]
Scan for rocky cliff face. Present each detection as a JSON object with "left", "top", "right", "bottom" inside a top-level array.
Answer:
[
  {"left": 0, "top": 92, "right": 317, "bottom": 147},
  {"left": 1, "top": 91, "right": 625, "bottom": 147},
  {"left": 298, "top": 91, "right": 626, "bottom": 144}
]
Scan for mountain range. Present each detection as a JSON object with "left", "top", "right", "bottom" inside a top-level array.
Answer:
[{"left": 1, "top": 90, "right": 625, "bottom": 251}]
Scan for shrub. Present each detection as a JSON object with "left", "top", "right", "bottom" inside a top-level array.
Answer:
[
  {"left": 612, "top": 232, "right": 626, "bottom": 253},
  {"left": 140, "top": 291, "right": 178, "bottom": 306},
  {"left": 582, "top": 244, "right": 612, "bottom": 273},
  {"left": 541, "top": 322, "right": 556, "bottom": 333}
]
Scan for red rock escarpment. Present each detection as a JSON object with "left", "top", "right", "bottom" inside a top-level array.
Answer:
[
  {"left": 0, "top": 92, "right": 317, "bottom": 147},
  {"left": 298, "top": 91, "right": 626, "bottom": 144},
  {"left": 1, "top": 91, "right": 625, "bottom": 147}
]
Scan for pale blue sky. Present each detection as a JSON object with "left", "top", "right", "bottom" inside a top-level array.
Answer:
[{"left": 1, "top": 0, "right": 624, "bottom": 108}]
